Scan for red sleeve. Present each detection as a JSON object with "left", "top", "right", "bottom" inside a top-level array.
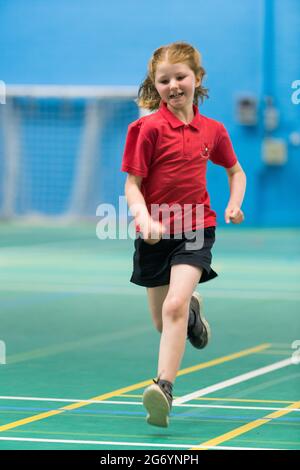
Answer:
[
  {"left": 210, "top": 123, "right": 238, "bottom": 169},
  {"left": 121, "top": 119, "right": 156, "bottom": 178}
]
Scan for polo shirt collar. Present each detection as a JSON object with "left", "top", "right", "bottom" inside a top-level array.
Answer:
[{"left": 158, "top": 100, "right": 201, "bottom": 130}]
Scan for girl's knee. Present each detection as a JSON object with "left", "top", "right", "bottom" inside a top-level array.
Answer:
[{"left": 162, "top": 295, "right": 189, "bottom": 322}]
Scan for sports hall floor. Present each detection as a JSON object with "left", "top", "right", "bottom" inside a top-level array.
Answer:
[{"left": 0, "top": 223, "right": 299, "bottom": 450}]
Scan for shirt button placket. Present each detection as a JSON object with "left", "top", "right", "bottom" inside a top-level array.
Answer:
[{"left": 184, "top": 125, "right": 191, "bottom": 158}]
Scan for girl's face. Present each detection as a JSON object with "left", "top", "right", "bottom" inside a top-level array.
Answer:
[{"left": 154, "top": 61, "right": 201, "bottom": 111}]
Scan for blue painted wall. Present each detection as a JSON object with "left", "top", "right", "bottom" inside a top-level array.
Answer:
[{"left": 1, "top": 0, "right": 299, "bottom": 225}]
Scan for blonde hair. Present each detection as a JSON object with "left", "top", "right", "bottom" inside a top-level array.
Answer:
[{"left": 136, "top": 41, "right": 208, "bottom": 111}]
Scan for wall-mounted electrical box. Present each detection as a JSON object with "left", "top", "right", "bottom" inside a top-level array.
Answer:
[
  {"left": 236, "top": 96, "right": 258, "bottom": 126},
  {"left": 262, "top": 138, "right": 287, "bottom": 165}
]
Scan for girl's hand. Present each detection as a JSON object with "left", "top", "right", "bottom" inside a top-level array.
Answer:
[
  {"left": 141, "top": 218, "right": 166, "bottom": 244},
  {"left": 225, "top": 205, "right": 244, "bottom": 224}
]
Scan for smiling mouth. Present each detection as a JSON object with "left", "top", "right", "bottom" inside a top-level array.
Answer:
[{"left": 169, "top": 92, "right": 184, "bottom": 99}]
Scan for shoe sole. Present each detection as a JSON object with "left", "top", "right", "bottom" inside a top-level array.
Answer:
[
  {"left": 191, "top": 291, "right": 211, "bottom": 346},
  {"left": 142, "top": 384, "right": 170, "bottom": 428}
]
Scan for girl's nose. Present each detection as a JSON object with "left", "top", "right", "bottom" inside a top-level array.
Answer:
[{"left": 169, "top": 79, "right": 178, "bottom": 89}]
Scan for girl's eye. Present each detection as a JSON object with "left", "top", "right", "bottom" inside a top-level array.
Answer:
[{"left": 159, "top": 76, "right": 186, "bottom": 84}]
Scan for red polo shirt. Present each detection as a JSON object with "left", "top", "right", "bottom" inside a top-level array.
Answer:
[{"left": 121, "top": 101, "right": 237, "bottom": 233}]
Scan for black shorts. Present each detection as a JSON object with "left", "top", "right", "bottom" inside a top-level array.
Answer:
[{"left": 130, "top": 227, "right": 218, "bottom": 288}]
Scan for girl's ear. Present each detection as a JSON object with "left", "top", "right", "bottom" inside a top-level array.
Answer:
[{"left": 196, "top": 75, "right": 202, "bottom": 87}]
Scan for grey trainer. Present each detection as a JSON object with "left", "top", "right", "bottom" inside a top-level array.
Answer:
[
  {"left": 142, "top": 379, "right": 173, "bottom": 428},
  {"left": 187, "top": 291, "right": 211, "bottom": 349}
]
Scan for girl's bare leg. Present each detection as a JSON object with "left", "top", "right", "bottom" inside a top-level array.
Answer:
[
  {"left": 157, "top": 264, "right": 202, "bottom": 383},
  {"left": 146, "top": 285, "right": 169, "bottom": 333}
]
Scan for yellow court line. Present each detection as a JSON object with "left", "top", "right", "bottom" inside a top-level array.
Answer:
[
  {"left": 177, "top": 343, "right": 271, "bottom": 376},
  {"left": 192, "top": 400, "right": 300, "bottom": 450},
  {"left": 0, "top": 343, "right": 270, "bottom": 433}
]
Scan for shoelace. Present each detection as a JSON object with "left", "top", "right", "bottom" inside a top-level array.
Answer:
[{"left": 153, "top": 378, "right": 173, "bottom": 409}]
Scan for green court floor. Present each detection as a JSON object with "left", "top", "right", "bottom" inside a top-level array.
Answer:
[{"left": 0, "top": 223, "right": 299, "bottom": 449}]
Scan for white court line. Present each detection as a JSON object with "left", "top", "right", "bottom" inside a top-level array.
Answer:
[
  {"left": 0, "top": 359, "right": 297, "bottom": 450},
  {"left": 0, "top": 436, "right": 280, "bottom": 450},
  {"left": 174, "top": 358, "right": 296, "bottom": 405},
  {"left": 0, "top": 396, "right": 299, "bottom": 413}
]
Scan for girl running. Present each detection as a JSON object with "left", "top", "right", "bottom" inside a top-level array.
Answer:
[{"left": 121, "top": 41, "right": 246, "bottom": 427}]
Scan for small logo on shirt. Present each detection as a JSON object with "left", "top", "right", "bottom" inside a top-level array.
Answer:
[{"left": 201, "top": 143, "right": 210, "bottom": 159}]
